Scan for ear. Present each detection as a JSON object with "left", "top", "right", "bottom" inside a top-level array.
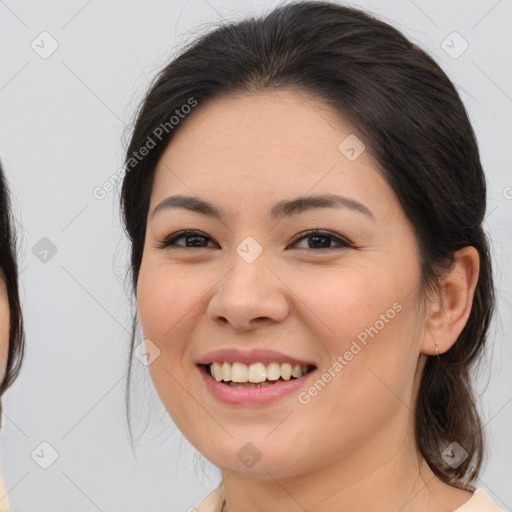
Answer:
[{"left": 420, "top": 246, "right": 480, "bottom": 355}]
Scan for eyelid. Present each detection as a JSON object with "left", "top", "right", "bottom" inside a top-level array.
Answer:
[
  {"left": 291, "top": 229, "right": 352, "bottom": 249},
  {"left": 157, "top": 229, "right": 353, "bottom": 250},
  {"left": 156, "top": 229, "right": 215, "bottom": 249}
]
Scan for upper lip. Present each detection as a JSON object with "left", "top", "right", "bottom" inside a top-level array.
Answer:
[{"left": 195, "top": 348, "right": 317, "bottom": 367}]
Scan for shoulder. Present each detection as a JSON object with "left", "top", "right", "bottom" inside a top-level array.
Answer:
[
  {"left": 190, "top": 483, "right": 225, "bottom": 512},
  {"left": 0, "top": 471, "right": 10, "bottom": 512},
  {"left": 452, "top": 487, "right": 506, "bottom": 512}
]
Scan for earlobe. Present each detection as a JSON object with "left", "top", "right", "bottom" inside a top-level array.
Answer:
[{"left": 421, "top": 246, "right": 480, "bottom": 356}]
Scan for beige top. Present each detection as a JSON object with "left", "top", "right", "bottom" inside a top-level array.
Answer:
[
  {"left": 0, "top": 472, "right": 10, "bottom": 512},
  {"left": 191, "top": 484, "right": 505, "bottom": 512}
]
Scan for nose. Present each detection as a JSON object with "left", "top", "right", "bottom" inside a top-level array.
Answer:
[{"left": 207, "top": 248, "right": 290, "bottom": 331}]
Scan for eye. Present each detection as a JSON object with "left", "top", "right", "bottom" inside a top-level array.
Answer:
[
  {"left": 157, "top": 230, "right": 216, "bottom": 249},
  {"left": 290, "top": 229, "right": 352, "bottom": 250},
  {"left": 158, "top": 229, "right": 352, "bottom": 251}
]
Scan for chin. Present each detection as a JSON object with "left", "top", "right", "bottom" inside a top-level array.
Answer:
[{"left": 198, "top": 437, "right": 304, "bottom": 478}]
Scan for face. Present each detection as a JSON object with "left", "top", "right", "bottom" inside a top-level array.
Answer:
[
  {"left": 136, "top": 89, "right": 429, "bottom": 478},
  {"left": 0, "top": 275, "right": 10, "bottom": 384}
]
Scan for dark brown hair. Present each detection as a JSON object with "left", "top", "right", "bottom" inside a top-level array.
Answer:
[
  {"left": 120, "top": 0, "right": 495, "bottom": 488},
  {"left": 0, "top": 159, "right": 25, "bottom": 425}
]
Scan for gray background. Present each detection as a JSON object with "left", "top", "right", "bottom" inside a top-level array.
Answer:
[{"left": 0, "top": 0, "right": 511, "bottom": 511}]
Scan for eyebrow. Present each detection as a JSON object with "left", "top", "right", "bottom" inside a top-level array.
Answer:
[{"left": 151, "top": 193, "right": 375, "bottom": 221}]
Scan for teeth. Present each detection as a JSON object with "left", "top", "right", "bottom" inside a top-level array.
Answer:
[
  {"left": 248, "top": 362, "right": 267, "bottom": 383},
  {"left": 280, "top": 362, "right": 292, "bottom": 380},
  {"left": 266, "top": 362, "right": 281, "bottom": 381},
  {"left": 291, "top": 364, "right": 303, "bottom": 378},
  {"left": 222, "top": 362, "right": 231, "bottom": 381},
  {"left": 231, "top": 362, "right": 248, "bottom": 382},
  {"left": 207, "top": 361, "right": 311, "bottom": 383},
  {"left": 211, "top": 362, "right": 223, "bottom": 381}
]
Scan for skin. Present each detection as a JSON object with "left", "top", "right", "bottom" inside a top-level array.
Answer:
[
  {"left": 0, "top": 276, "right": 9, "bottom": 384},
  {"left": 136, "top": 89, "right": 480, "bottom": 512}
]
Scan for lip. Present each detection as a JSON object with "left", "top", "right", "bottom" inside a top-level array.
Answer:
[
  {"left": 195, "top": 348, "right": 316, "bottom": 367},
  {"left": 198, "top": 364, "right": 317, "bottom": 406}
]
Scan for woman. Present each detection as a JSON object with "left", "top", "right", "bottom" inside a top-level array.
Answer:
[
  {"left": 120, "top": 2, "right": 504, "bottom": 510},
  {"left": 0, "top": 160, "right": 25, "bottom": 512}
]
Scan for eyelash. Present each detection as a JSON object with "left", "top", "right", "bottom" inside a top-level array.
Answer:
[{"left": 157, "top": 229, "right": 353, "bottom": 251}]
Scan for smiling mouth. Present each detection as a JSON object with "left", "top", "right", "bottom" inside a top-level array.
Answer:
[{"left": 201, "top": 362, "right": 317, "bottom": 388}]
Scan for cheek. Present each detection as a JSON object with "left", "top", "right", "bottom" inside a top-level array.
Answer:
[
  {"left": 136, "top": 260, "right": 208, "bottom": 385},
  {"left": 302, "top": 261, "right": 422, "bottom": 399},
  {"left": 136, "top": 263, "right": 198, "bottom": 429},
  {"left": 136, "top": 263, "right": 186, "bottom": 399},
  {"left": 300, "top": 264, "right": 404, "bottom": 344},
  {"left": 137, "top": 262, "right": 190, "bottom": 343}
]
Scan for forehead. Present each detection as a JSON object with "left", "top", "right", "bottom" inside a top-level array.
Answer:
[
  {"left": 162, "top": 89, "right": 354, "bottom": 170},
  {"left": 150, "top": 89, "right": 398, "bottom": 223}
]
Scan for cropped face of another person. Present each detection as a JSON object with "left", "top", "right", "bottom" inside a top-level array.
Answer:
[
  {"left": 0, "top": 163, "right": 24, "bottom": 409},
  {"left": 135, "top": 89, "right": 479, "bottom": 508},
  {"left": 0, "top": 276, "right": 9, "bottom": 383},
  {"left": 0, "top": 162, "right": 24, "bottom": 512}
]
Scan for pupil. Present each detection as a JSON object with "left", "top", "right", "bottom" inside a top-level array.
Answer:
[
  {"left": 309, "top": 235, "right": 330, "bottom": 248},
  {"left": 186, "top": 236, "right": 206, "bottom": 247}
]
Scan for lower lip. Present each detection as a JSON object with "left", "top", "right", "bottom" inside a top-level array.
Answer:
[{"left": 198, "top": 365, "right": 316, "bottom": 406}]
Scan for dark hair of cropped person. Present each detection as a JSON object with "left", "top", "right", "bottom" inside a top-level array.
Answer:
[
  {"left": 0, "top": 159, "right": 25, "bottom": 427},
  {"left": 120, "top": 0, "right": 495, "bottom": 489}
]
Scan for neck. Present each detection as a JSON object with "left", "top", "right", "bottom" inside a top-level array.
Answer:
[{"left": 221, "top": 413, "right": 450, "bottom": 512}]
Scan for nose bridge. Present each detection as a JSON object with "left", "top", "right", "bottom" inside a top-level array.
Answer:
[
  {"left": 225, "top": 235, "right": 269, "bottom": 299},
  {"left": 235, "top": 234, "right": 266, "bottom": 266},
  {"left": 208, "top": 236, "right": 289, "bottom": 327}
]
